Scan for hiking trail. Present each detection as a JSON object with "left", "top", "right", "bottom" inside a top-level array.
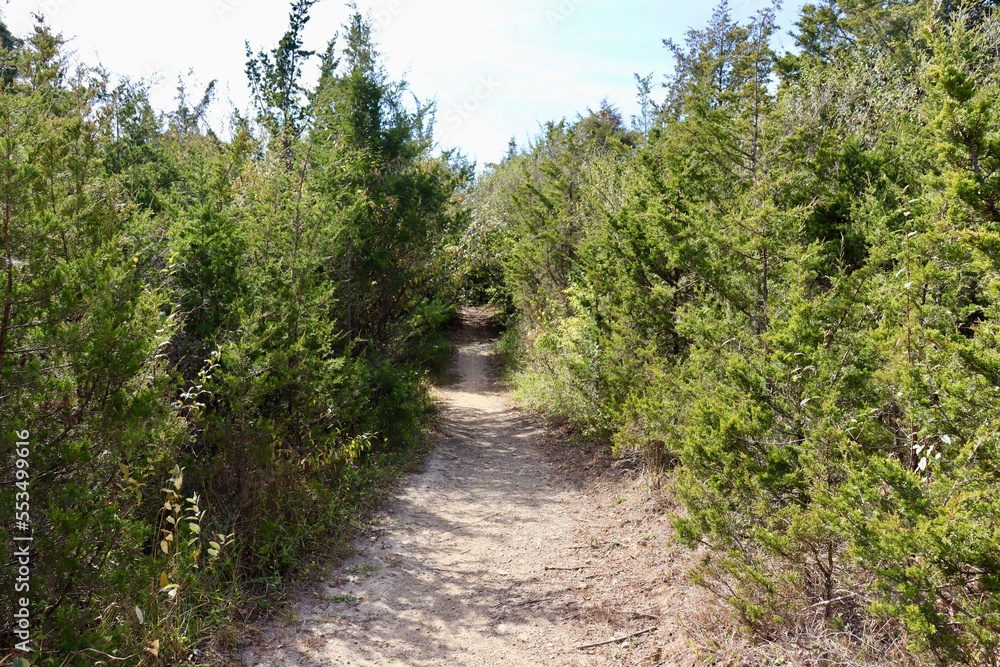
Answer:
[{"left": 244, "top": 308, "right": 701, "bottom": 666}]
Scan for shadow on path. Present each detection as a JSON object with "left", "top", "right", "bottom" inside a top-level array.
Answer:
[{"left": 244, "top": 307, "right": 610, "bottom": 666}]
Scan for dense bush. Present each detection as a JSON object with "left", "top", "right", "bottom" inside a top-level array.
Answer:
[
  {"left": 469, "top": 1, "right": 1000, "bottom": 663},
  {"left": 0, "top": 4, "right": 466, "bottom": 664}
]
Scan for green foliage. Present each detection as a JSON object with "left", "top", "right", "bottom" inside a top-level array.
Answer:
[
  {"left": 0, "top": 20, "right": 187, "bottom": 658},
  {"left": 472, "top": 1, "right": 1000, "bottom": 663},
  {"left": 0, "top": 5, "right": 463, "bottom": 664}
]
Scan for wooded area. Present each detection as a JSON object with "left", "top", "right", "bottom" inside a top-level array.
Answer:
[
  {"left": 0, "top": 2, "right": 468, "bottom": 662},
  {"left": 4, "top": 0, "right": 1000, "bottom": 664},
  {"left": 467, "top": 0, "right": 1000, "bottom": 664}
]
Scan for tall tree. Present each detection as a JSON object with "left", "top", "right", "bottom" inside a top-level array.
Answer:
[{"left": 246, "top": 0, "right": 317, "bottom": 159}]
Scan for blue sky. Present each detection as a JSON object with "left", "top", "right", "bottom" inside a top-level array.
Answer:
[{"left": 2, "top": 0, "right": 804, "bottom": 165}]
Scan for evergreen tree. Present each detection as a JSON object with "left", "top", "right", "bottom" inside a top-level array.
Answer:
[{"left": 0, "top": 20, "right": 184, "bottom": 654}]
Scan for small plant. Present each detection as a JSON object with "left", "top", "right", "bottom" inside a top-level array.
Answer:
[
  {"left": 345, "top": 562, "right": 380, "bottom": 580},
  {"left": 144, "top": 466, "right": 234, "bottom": 654}
]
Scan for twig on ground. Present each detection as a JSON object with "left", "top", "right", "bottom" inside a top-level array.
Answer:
[
  {"left": 799, "top": 593, "right": 856, "bottom": 613},
  {"left": 514, "top": 597, "right": 553, "bottom": 607},
  {"left": 576, "top": 626, "right": 657, "bottom": 650},
  {"left": 59, "top": 649, "right": 138, "bottom": 667},
  {"left": 544, "top": 565, "right": 587, "bottom": 571},
  {"left": 630, "top": 611, "right": 660, "bottom": 620},
  {"left": 426, "top": 566, "right": 477, "bottom": 574}
]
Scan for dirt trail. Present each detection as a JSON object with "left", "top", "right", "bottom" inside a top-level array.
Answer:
[{"left": 244, "top": 309, "right": 701, "bottom": 666}]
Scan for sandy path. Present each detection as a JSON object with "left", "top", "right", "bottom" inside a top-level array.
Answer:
[{"left": 244, "top": 312, "right": 698, "bottom": 666}]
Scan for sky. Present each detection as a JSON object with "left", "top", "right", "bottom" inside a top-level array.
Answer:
[{"left": 1, "top": 0, "right": 804, "bottom": 166}]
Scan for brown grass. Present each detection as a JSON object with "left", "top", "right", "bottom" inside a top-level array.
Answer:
[{"left": 533, "top": 424, "right": 927, "bottom": 667}]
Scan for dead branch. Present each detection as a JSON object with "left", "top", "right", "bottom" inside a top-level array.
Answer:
[
  {"left": 514, "top": 597, "right": 553, "bottom": 607},
  {"left": 576, "top": 626, "right": 657, "bottom": 650}
]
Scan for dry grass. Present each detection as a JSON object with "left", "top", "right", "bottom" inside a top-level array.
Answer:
[
  {"left": 683, "top": 598, "right": 925, "bottom": 667},
  {"left": 533, "top": 426, "right": 927, "bottom": 667}
]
